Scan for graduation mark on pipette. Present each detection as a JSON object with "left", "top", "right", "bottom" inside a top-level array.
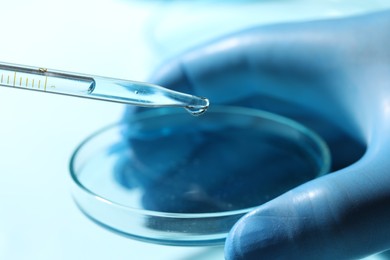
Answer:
[{"left": 0, "top": 62, "right": 209, "bottom": 116}]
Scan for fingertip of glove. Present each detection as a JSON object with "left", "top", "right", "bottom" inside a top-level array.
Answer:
[{"left": 225, "top": 212, "right": 290, "bottom": 260}]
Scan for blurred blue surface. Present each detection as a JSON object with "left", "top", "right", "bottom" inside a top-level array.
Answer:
[{"left": 1, "top": 0, "right": 390, "bottom": 259}]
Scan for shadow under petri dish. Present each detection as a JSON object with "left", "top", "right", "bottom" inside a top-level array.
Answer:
[{"left": 70, "top": 106, "right": 330, "bottom": 246}]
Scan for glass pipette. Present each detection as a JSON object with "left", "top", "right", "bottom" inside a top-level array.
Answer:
[{"left": 0, "top": 62, "right": 209, "bottom": 115}]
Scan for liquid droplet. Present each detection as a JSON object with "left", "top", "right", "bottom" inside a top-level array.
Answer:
[{"left": 185, "top": 97, "right": 209, "bottom": 116}]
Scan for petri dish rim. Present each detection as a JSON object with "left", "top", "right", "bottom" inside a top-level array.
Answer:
[{"left": 69, "top": 105, "right": 331, "bottom": 219}]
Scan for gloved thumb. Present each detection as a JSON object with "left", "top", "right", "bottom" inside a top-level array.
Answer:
[{"left": 225, "top": 140, "right": 390, "bottom": 259}]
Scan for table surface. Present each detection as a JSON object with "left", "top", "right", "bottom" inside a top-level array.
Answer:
[{"left": 1, "top": 1, "right": 390, "bottom": 259}]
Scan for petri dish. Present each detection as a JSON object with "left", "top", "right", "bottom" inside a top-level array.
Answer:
[{"left": 69, "top": 106, "right": 331, "bottom": 246}]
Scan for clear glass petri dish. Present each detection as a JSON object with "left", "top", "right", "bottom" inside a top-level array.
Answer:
[{"left": 69, "top": 106, "right": 331, "bottom": 246}]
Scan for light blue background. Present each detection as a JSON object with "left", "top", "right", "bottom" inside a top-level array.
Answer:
[{"left": 0, "top": 1, "right": 390, "bottom": 259}]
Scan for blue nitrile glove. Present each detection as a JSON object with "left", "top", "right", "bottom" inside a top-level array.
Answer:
[{"left": 124, "top": 10, "right": 390, "bottom": 259}]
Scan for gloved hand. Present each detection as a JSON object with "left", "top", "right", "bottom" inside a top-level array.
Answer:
[{"left": 125, "top": 10, "right": 390, "bottom": 259}]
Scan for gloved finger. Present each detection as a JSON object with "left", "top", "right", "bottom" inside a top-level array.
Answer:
[
  {"left": 225, "top": 137, "right": 390, "bottom": 259},
  {"left": 144, "top": 10, "right": 390, "bottom": 133},
  {"left": 146, "top": 15, "right": 363, "bottom": 117}
]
